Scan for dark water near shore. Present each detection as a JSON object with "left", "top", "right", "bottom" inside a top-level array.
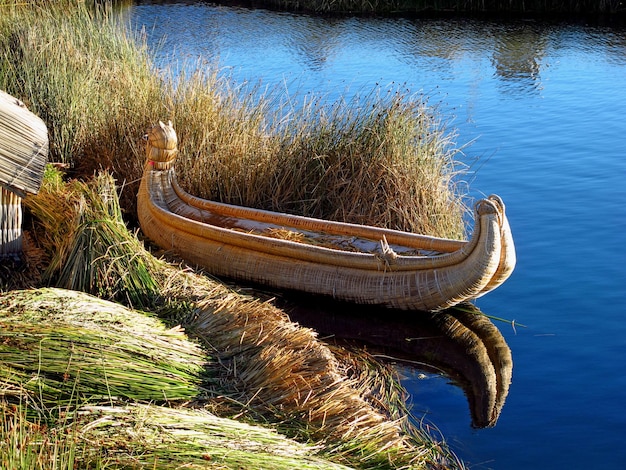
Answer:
[{"left": 125, "top": 4, "right": 626, "bottom": 468}]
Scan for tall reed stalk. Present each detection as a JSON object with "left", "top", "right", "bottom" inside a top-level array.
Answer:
[{"left": 0, "top": 402, "right": 87, "bottom": 470}]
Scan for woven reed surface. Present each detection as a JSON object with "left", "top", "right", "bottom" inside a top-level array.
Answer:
[
  {"left": 138, "top": 166, "right": 508, "bottom": 310},
  {"left": 0, "top": 90, "right": 48, "bottom": 195},
  {"left": 0, "top": 187, "right": 22, "bottom": 257},
  {"left": 475, "top": 195, "right": 516, "bottom": 296}
]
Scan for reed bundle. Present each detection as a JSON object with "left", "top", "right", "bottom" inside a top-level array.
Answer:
[
  {"left": 74, "top": 403, "right": 353, "bottom": 469},
  {"left": 0, "top": 401, "right": 354, "bottom": 470},
  {"left": 0, "top": 288, "right": 212, "bottom": 407},
  {"left": 24, "top": 169, "right": 161, "bottom": 308},
  {"left": 183, "top": 290, "right": 453, "bottom": 468},
  {"left": 0, "top": 90, "right": 48, "bottom": 257}
]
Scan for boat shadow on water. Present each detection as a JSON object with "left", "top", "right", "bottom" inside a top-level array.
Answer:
[{"left": 275, "top": 293, "right": 513, "bottom": 429}]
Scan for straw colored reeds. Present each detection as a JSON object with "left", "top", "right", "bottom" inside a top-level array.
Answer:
[
  {"left": 0, "top": 90, "right": 48, "bottom": 197},
  {"left": 149, "top": 269, "right": 461, "bottom": 468}
]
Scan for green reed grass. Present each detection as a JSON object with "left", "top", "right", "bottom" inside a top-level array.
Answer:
[
  {"left": 0, "top": 402, "right": 89, "bottom": 470},
  {"left": 1, "top": 400, "right": 355, "bottom": 470},
  {"left": 76, "top": 403, "right": 355, "bottom": 469},
  {"left": 0, "top": 288, "right": 212, "bottom": 407}
]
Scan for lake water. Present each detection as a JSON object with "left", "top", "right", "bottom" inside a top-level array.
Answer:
[{"left": 125, "top": 3, "right": 626, "bottom": 469}]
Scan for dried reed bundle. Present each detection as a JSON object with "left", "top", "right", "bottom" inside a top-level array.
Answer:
[
  {"left": 183, "top": 290, "right": 446, "bottom": 468},
  {"left": 0, "top": 401, "right": 351, "bottom": 470},
  {"left": 71, "top": 403, "right": 352, "bottom": 469},
  {"left": 0, "top": 288, "right": 211, "bottom": 407},
  {"left": 24, "top": 169, "right": 161, "bottom": 308}
]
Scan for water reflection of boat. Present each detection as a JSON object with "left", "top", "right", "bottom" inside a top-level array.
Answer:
[
  {"left": 279, "top": 295, "right": 512, "bottom": 429},
  {"left": 138, "top": 121, "right": 516, "bottom": 312}
]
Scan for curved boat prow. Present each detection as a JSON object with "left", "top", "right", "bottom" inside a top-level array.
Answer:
[{"left": 476, "top": 194, "right": 516, "bottom": 297}]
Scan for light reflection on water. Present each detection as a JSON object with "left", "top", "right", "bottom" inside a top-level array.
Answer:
[{"left": 126, "top": 4, "right": 626, "bottom": 468}]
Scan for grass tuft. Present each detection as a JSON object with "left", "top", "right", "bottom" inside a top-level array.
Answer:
[{"left": 0, "top": 288, "right": 212, "bottom": 408}]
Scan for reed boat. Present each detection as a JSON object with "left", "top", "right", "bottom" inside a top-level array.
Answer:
[{"left": 138, "top": 121, "right": 515, "bottom": 311}]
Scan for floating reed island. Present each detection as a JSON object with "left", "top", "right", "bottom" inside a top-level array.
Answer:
[{"left": 8, "top": 169, "right": 469, "bottom": 469}]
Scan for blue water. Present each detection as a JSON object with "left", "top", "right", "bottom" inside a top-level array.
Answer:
[{"left": 126, "top": 4, "right": 626, "bottom": 469}]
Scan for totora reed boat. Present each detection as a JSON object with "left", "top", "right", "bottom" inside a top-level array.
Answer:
[{"left": 138, "top": 121, "right": 515, "bottom": 311}]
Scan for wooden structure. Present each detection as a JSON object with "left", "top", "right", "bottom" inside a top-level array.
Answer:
[
  {"left": 0, "top": 90, "right": 48, "bottom": 258},
  {"left": 138, "top": 121, "right": 515, "bottom": 311}
]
